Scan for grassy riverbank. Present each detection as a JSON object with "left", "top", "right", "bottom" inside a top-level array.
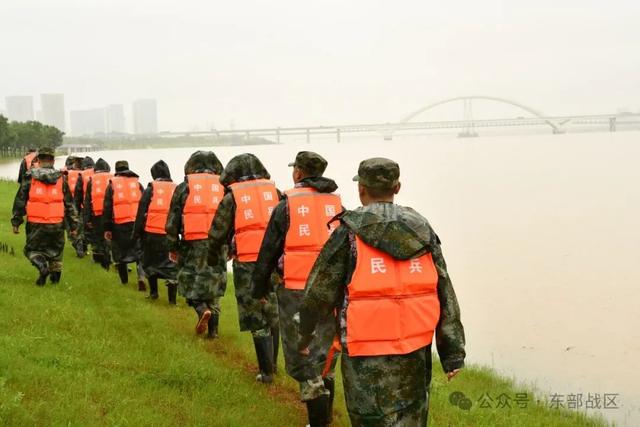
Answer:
[{"left": 0, "top": 180, "right": 608, "bottom": 426}]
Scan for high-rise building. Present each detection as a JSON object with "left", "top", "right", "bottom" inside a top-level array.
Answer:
[
  {"left": 41, "top": 93, "right": 66, "bottom": 131},
  {"left": 105, "top": 104, "right": 126, "bottom": 134},
  {"left": 5, "top": 96, "right": 34, "bottom": 122},
  {"left": 132, "top": 99, "right": 158, "bottom": 135},
  {"left": 70, "top": 108, "right": 106, "bottom": 137}
]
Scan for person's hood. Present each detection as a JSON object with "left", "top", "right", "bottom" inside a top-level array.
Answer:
[
  {"left": 341, "top": 203, "right": 435, "bottom": 260},
  {"left": 151, "top": 160, "right": 172, "bottom": 180},
  {"left": 220, "top": 153, "right": 270, "bottom": 186},
  {"left": 299, "top": 176, "right": 338, "bottom": 193},
  {"left": 94, "top": 158, "right": 111, "bottom": 173},
  {"left": 115, "top": 170, "right": 139, "bottom": 178},
  {"left": 82, "top": 156, "right": 95, "bottom": 170},
  {"left": 30, "top": 167, "right": 62, "bottom": 184},
  {"left": 184, "top": 151, "right": 223, "bottom": 175}
]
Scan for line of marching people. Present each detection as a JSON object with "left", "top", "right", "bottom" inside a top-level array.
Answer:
[{"left": 12, "top": 147, "right": 466, "bottom": 427}]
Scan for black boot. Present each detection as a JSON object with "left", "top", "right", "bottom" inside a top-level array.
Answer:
[
  {"left": 194, "top": 303, "right": 211, "bottom": 335},
  {"left": 32, "top": 256, "right": 49, "bottom": 286},
  {"left": 100, "top": 253, "right": 111, "bottom": 271},
  {"left": 75, "top": 241, "right": 85, "bottom": 258},
  {"left": 167, "top": 282, "right": 177, "bottom": 305},
  {"left": 207, "top": 313, "right": 219, "bottom": 339},
  {"left": 92, "top": 253, "right": 102, "bottom": 264},
  {"left": 253, "top": 336, "right": 274, "bottom": 383},
  {"left": 306, "top": 395, "right": 330, "bottom": 427},
  {"left": 323, "top": 377, "right": 335, "bottom": 424},
  {"left": 271, "top": 326, "right": 280, "bottom": 374},
  {"left": 146, "top": 276, "right": 159, "bottom": 299},
  {"left": 117, "top": 263, "right": 128, "bottom": 284},
  {"left": 50, "top": 271, "right": 62, "bottom": 284},
  {"left": 137, "top": 279, "right": 146, "bottom": 292}
]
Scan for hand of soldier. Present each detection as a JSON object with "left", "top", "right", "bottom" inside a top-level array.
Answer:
[
  {"left": 104, "top": 231, "right": 112, "bottom": 241},
  {"left": 446, "top": 369, "right": 461, "bottom": 381},
  {"left": 12, "top": 225, "right": 19, "bottom": 234},
  {"left": 69, "top": 230, "right": 78, "bottom": 238},
  {"left": 298, "top": 346, "right": 310, "bottom": 357},
  {"left": 169, "top": 251, "right": 178, "bottom": 262}
]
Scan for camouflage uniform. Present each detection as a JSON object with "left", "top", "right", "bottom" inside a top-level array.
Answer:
[
  {"left": 251, "top": 152, "right": 340, "bottom": 416},
  {"left": 132, "top": 160, "right": 178, "bottom": 303},
  {"left": 207, "top": 154, "right": 279, "bottom": 336},
  {"left": 11, "top": 148, "right": 79, "bottom": 284},
  {"left": 208, "top": 153, "right": 279, "bottom": 383},
  {"left": 166, "top": 152, "right": 227, "bottom": 327},
  {"left": 62, "top": 156, "right": 85, "bottom": 257},
  {"left": 74, "top": 157, "right": 95, "bottom": 255},
  {"left": 299, "top": 158, "right": 466, "bottom": 426},
  {"left": 82, "top": 158, "right": 112, "bottom": 269},
  {"left": 103, "top": 160, "right": 146, "bottom": 287}
]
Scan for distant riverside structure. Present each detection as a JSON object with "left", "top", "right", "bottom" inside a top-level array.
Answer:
[
  {"left": 5, "top": 96, "right": 34, "bottom": 122},
  {"left": 70, "top": 108, "right": 106, "bottom": 136},
  {"left": 133, "top": 98, "right": 158, "bottom": 135},
  {"left": 40, "top": 93, "right": 66, "bottom": 132},
  {"left": 106, "top": 104, "right": 126, "bottom": 134}
]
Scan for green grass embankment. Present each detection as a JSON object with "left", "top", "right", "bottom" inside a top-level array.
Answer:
[{"left": 0, "top": 180, "right": 609, "bottom": 426}]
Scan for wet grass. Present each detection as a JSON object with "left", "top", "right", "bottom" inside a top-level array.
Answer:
[{"left": 0, "top": 180, "right": 609, "bottom": 426}]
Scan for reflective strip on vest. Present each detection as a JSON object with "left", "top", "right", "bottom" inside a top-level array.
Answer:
[
  {"left": 90, "top": 172, "right": 113, "bottom": 216},
  {"left": 82, "top": 169, "right": 95, "bottom": 195},
  {"left": 345, "top": 237, "right": 440, "bottom": 356},
  {"left": 67, "top": 170, "right": 81, "bottom": 197},
  {"left": 182, "top": 173, "right": 223, "bottom": 241},
  {"left": 230, "top": 179, "right": 279, "bottom": 262},
  {"left": 145, "top": 180, "right": 177, "bottom": 234},
  {"left": 112, "top": 176, "right": 142, "bottom": 224},
  {"left": 283, "top": 187, "right": 342, "bottom": 290},
  {"left": 26, "top": 177, "right": 64, "bottom": 224},
  {"left": 24, "top": 152, "right": 38, "bottom": 171}
]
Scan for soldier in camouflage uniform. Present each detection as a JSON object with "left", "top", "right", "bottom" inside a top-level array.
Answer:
[
  {"left": 299, "top": 158, "right": 466, "bottom": 426},
  {"left": 83, "top": 158, "right": 112, "bottom": 269},
  {"left": 251, "top": 151, "right": 340, "bottom": 425},
  {"left": 133, "top": 160, "right": 179, "bottom": 304},
  {"left": 75, "top": 156, "right": 96, "bottom": 260},
  {"left": 207, "top": 153, "right": 279, "bottom": 383},
  {"left": 63, "top": 156, "right": 85, "bottom": 257},
  {"left": 11, "top": 147, "right": 79, "bottom": 285},
  {"left": 166, "top": 151, "right": 226, "bottom": 336},
  {"left": 103, "top": 160, "right": 146, "bottom": 289}
]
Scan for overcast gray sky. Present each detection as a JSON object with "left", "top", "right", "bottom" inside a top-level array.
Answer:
[{"left": 1, "top": 0, "right": 639, "bottom": 131}]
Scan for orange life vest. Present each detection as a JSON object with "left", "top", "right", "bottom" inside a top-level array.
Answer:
[
  {"left": 67, "top": 170, "right": 81, "bottom": 197},
  {"left": 182, "top": 173, "right": 224, "bottom": 241},
  {"left": 145, "top": 180, "right": 177, "bottom": 234},
  {"left": 283, "top": 187, "right": 342, "bottom": 290},
  {"left": 230, "top": 179, "right": 279, "bottom": 262},
  {"left": 81, "top": 168, "right": 95, "bottom": 195},
  {"left": 90, "top": 172, "right": 113, "bottom": 216},
  {"left": 111, "top": 176, "right": 142, "bottom": 224},
  {"left": 345, "top": 237, "right": 441, "bottom": 357},
  {"left": 26, "top": 176, "right": 64, "bottom": 224},
  {"left": 24, "top": 152, "right": 39, "bottom": 171}
]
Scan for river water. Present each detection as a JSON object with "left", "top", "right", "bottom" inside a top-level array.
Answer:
[{"left": 2, "top": 131, "right": 638, "bottom": 426}]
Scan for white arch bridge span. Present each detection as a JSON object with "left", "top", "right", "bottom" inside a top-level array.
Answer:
[{"left": 160, "top": 96, "right": 640, "bottom": 142}]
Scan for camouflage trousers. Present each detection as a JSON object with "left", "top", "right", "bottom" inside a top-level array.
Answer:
[
  {"left": 177, "top": 240, "right": 226, "bottom": 302},
  {"left": 276, "top": 285, "right": 337, "bottom": 401},
  {"left": 231, "top": 260, "right": 278, "bottom": 337},
  {"left": 24, "top": 222, "right": 66, "bottom": 272},
  {"left": 341, "top": 346, "right": 432, "bottom": 427}
]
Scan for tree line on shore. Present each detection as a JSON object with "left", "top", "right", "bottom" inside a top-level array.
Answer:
[{"left": 0, "top": 115, "right": 64, "bottom": 157}]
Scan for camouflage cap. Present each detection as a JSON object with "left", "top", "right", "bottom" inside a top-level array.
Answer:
[
  {"left": 115, "top": 160, "right": 129, "bottom": 172},
  {"left": 353, "top": 157, "right": 400, "bottom": 189},
  {"left": 288, "top": 151, "right": 328, "bottom": 177},
  {"left": 37, "top": 147, "right": 55, "bottom": 158}
]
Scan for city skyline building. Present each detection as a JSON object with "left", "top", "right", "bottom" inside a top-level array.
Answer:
[
  {"left": 105, "top": 104, "right": 126, "bottom": 134},
  {"left": 41, "top": 93, "right": 66, "bottom": 131}
]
